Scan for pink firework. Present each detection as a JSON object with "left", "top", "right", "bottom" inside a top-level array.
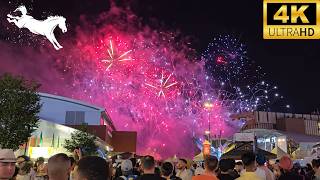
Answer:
[
  {"left": 144, "top": 69, "right": 179, "bottom": 98},
  {"left": 0, "top": 4, "right": 240, "bottom": 159},
  {"left": 101, "top": 40, "right": 132, "bottom": 71}
]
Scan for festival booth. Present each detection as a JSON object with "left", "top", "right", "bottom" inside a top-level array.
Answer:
[
  {"left": 221, "top": 143, "right": 277, "bottom": 160},
  {"left": 271, "top": 146, "right": 288, "bottom": 159},
  {"left": 221, "top": 132, "right": 276, "bottom": 160}
]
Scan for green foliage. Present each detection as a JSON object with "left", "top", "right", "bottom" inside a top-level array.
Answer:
[
  {"left": 0, "top": 73, "right": 41, "bottom": 150},
  {"left": 63, "top": 125, "right": 98, "bottom": 156}
]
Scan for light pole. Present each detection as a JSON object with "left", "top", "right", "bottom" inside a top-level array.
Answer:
[
  {"left": 205, "top": 130, "right": 210, "bottom": 142},
  {"left": 204, "top": 101, "right": 214, "bottom": 143}
]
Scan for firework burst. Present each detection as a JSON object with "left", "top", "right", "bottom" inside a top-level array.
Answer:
[
  {"left": 0, "top": 4, "right": 286, "bottom": 159},
  {"left": 202, "top": 34, "right": 251, "bottom": 83},
  {"left": 145, "top": 71, "right": 178, "bottom": 98},
  {"left": 101, "top": 40, "right": 132, "bottom": 70}
]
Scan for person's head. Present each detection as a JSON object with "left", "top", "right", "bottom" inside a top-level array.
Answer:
[
  {"left": 227, "top": 158, "right": 236, "bottom": 169},
  {"left": 279, "top": 156, "right": 293, "bottom": 172},
  {"left": 36, "top": 157, "right": 45, "bottom": 166},
  {"left": 161, "top": 162, "right": 174, "bottom": 178},
  {"left": 155, "top": 167, "right": 161, "bottom": 176},
  {"left": 312, "top": 159, "right": 320, "bottom": 173},
  {"left": 0, "top": 149, "right": 16, "bottom": 180},
  {"left": 16, "top": 155, "right": 30, "bottom": 169},
  {"left": 219, "top": 159, "right": 234, "bottom": 173},
  {"left": 48, "top": 153, "right": 71, "bottom": 180},
  {"left": 235, "top": 161, "right": 243, "bottom": 173},
  {"left": 241, "top": 152, "right": 257, "bottom": 172},
  {"left": 73, "top": 156, "right": 109, "bottom": 180},
  {"left": 176, "top": 159, "right": 187, "bottom": 170},
  {"left": 204, "top": 155, "right": 218, "bottom": 172},
  {"left": 293, "top": 162, "right": 302, "bottom": 174},
  {"left": 256, "top": 153, "right": 266, "bottom": 166},
  {"left": 121, "top": 159, "right": 133, "bottom": 175},
  {"left": 141, "top": 155, "right": 155, "bottom": 173}
]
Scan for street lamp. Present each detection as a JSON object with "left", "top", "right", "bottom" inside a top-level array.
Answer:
[
  {"left": 204, "top": 130, "right": 211, "bottom": 144},
  {"left": 204, "top": 101, "right": 214, "bottom": 142}
]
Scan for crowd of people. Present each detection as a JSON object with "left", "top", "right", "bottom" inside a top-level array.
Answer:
[{"left": 1, "top": 148, "right": 320, "bottom": 180}]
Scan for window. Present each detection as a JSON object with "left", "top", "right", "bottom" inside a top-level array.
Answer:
[{"left": 65, "top": 111, "right": 85, "bottom": 125}]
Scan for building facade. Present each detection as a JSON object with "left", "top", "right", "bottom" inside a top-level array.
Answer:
[
  {"left": 19, "top": 93, "right": 116, "bottom": 159},
  {"left": 242, "top": 111, "right": 320, "bottom": 136},
  {"left": 238, "top": 111, "right": 320, "bottom": 159}
]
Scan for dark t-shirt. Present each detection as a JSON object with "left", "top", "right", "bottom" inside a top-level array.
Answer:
[
  {"left": 278, "top": 172, "right": 304, "bottom": 180},
  {"left": 218, "top": 174, "right": 236, "bottom": 180},
  {"left": 170, "top": 175, "right": 182, "bottom": 180},
  {"left": 136, "top": 174, "right": 166, "bottom": 180}
]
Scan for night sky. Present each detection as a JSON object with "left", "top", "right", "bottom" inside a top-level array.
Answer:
[{"left": 1, "top": 0, "right": 320, "bottom": 113}]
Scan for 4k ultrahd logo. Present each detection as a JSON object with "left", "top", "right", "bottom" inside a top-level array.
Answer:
[{"left": 263, "top": 0, "right": 320, "bottom": 39}]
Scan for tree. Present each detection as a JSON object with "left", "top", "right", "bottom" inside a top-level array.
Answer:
[
  {"left": 63, "top": 125, "right": 98, "bottom": 156},
  {"left": 0, "top": 73, "right": 41, "bottom": 150}
]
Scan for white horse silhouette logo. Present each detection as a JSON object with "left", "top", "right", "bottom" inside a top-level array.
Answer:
[{"left": 7, "top": 5, "right": 67, "bottom": 50}]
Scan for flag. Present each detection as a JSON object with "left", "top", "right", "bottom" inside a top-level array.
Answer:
[
  {"left": 39, "top": 132, "right": 43, "bottom": 147},
  {"left": 32, "top": 135, "right": 37, "bottom": 147},
  {"left": 35, "top": 134, "right": 39, "bottom": 147},
  {"left": 57, "top": 136, "right": 60, "bottom": 148},
  {"left": 51, "top": 133, "right": 55, "bottom": 147}
]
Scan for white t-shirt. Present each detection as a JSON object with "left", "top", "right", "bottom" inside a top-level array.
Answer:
[
  {"left": 256, "top": 167, "right": 267, "bottom": 180},
  {"left": 176, "top": 169, "right": 192, "bottom": 180}
]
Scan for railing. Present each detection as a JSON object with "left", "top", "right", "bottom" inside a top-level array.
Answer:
[{"left": 241, "top": 123, "right": 276, "bottom": 131}]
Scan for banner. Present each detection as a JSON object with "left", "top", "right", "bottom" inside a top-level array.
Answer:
[{"left": 234, "top": 133, "right": 255, "bottom": 142}]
